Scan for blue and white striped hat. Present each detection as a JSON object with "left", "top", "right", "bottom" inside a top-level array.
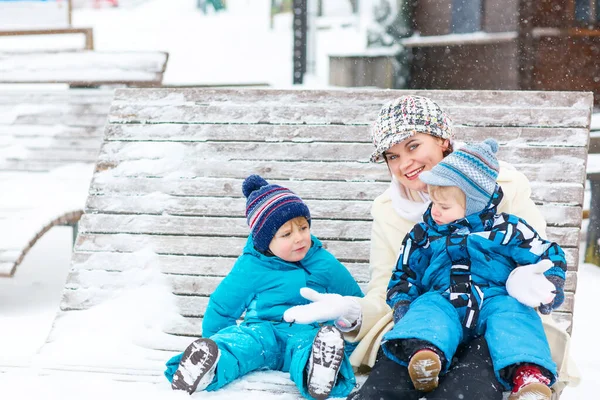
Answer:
[
  {"left": 242, "top": 175, "right": 311, "bottom": 252},
  {"left": 419, "top": 138, "right": 500, "bottom": 216}
]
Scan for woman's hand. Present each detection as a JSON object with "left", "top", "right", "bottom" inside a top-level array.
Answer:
[
  {"left": 283, "top": 288, "right": 362, "bottom": 331},
  {"left": 506, "top": 260, "right": 556, "bottom": 310}
]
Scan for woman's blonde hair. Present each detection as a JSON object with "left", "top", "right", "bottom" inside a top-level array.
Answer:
[{"left": 428, "top": 185, "right": 466, "bottom": 208}]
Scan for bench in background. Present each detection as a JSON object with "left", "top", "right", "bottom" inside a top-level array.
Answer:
[
  {"left": 42, "top": 88, "right": 591, "bottom": 397},
  {"left": 0, "top": 51, "right": 169, "bottom": 88}
]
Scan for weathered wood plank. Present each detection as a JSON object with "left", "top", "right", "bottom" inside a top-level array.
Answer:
[
  {"left": 96, "top": 140, "right": 587, "bottom": 169},
  {"left": 0, "top": 125, "right": 104, "bottom": 139},
  {"left": 112, "top": 88, "right": 593, "bottom": 110},
  {"left": 0, "top": 90, "right": 114, "bottom": 105},
  {"left": 68, "top": 251, "right": 371, "bottom": 282},
  {"left": 89, "top": 176, "right": 584, "bottom": 205},
  {"left": 102, "top": 123, "right": 589, "bottom": 147},
  {"left": 108, "top": 103, "right": 590, "bottom": 128},
  {"left": 73, "top": 233, "right": 580, "bottom": 270},
  {"left": 83, "top": 196, "right": 582, "bottom": 228},
  {"left": 77, "top": 214, "right": 582, "bottom": 248},
  {"left": 94, "top": 158, "right": 585, "bottom": 186}
]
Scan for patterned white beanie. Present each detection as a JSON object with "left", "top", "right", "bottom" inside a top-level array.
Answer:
[
  {"left": 419, "top": 138, "right": 500, "bottom": 216},
  {"left": 370, "top": 95, "right": 454, "bottom": 163}
]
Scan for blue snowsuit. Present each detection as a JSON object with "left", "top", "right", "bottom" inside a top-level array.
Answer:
[
  {"left": 165, "top": 234, "right": 363, "bottom": 398},
  {"left": 382, "top": 187, "right": 566, "bottom": 389}
]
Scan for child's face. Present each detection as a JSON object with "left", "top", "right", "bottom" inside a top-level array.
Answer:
[
  {"left": 430, "top": 197, "right": 466, "bottom": 225},
  {"left": 269, "top": 217, "right": 311, "bottom": 262}
]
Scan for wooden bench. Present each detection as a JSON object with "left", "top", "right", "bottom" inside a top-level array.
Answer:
[
  {"left": 0, "top": 89, "right": 114, "bottom": 277},
  {"left": 46, "top": 88, "right": 591, "bottom": 396},
  {"left": 0, "top": 50, "right": 169, "bottom": 88},
  {"left": 0, "top": 27, "right": 94, "bottom": 51}
]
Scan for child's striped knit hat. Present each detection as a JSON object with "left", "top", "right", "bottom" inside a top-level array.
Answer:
[
  {"left": 371, "top": 95, "right": 454, "bottom": 163},
  {"left": 242, "top": 174, "right": 311, "bottom": 252},
  {"left": 420, "top": 138, "right": 500, "bottom": 216}
]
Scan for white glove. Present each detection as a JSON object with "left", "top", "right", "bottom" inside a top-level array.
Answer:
[
  {"left": 283, "top": 288, "right": 362, "bottom": 331},
  {"left": 506, "top": 260, "right": 556, "bottom": 308}
]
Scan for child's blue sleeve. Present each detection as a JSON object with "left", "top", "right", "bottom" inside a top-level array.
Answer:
[{"left": 387, "top": 223, "right": 431, "bottom": 312}]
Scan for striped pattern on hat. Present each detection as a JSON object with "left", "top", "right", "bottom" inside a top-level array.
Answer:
[
  {"left": 371, "top": 95, "right": 454, "bottom": 163},
  {"left": 243, "top": 175, "right": 311, "bottom": 252},
  {"left": 419, "top": 138, "right": 500, "bottom": 216}
]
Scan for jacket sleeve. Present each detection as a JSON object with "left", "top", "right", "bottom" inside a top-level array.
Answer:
[
  {"left": 386, "top": 223, "right": 430, "bottom": 310},
  {"left": 202, "top": 256, "right": 256, "bottom": 338},
  {"left": 505, "top": 216, "right": 567, "bottom": 310}
]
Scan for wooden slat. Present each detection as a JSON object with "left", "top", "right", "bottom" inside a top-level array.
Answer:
[
  {"left": 88, "top": 176, "right": 584, "bottom": 205},
  {"left": 113, "top": 88, "right": 593, "bottom": 110},
  {"left": 77, "top": 214, "right": 583, "bottom": 248},
  {"left": 108, "top": 103, "right": 590, "bottom": 128},
  {"left": 102, "top": 123, "right": 589, "bottom": 147},
  {"left": 73, "top": 233, "right": 580, "bottom": 270},
  {"left": 0, "top": 125, "right": 104, "bottom": 139}
]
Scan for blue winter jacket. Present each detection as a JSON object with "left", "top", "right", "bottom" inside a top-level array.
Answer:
[
  {"left": 387, "top": 187, "right": 566, "bottom": 326},
  {"left": 203, "top": 234, "right": 364, "bottom": 338}
]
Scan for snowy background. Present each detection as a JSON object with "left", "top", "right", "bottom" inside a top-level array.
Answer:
[{"left": 0, "top": 0, "right": 599, "bottom": 399}]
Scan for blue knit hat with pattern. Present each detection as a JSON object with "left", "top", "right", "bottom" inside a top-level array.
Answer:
[
  {"left": 419, "top": 138, "right": 500, "bottom": 216},
  {"left": 242, "top": 175, "right": 311, "bottom": 252}
]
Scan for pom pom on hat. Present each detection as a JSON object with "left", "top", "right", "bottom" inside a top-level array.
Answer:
[
  {"left": 420, "top": 138, "right": 500, "bottom": 216},
  {"left": 242, "top": 174, "right": 311, "bottom": 252}
]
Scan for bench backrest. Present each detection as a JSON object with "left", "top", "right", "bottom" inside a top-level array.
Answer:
[{"left": 62, "top": 88, "right": 592, "bottom": 343}]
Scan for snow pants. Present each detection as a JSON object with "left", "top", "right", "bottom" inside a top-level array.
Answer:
[
  {"left": 382, "top": 292, "right": 557, "bottom": 389},
  {"left": 164, "top": 322, "right": 356, "bottom": 399}
]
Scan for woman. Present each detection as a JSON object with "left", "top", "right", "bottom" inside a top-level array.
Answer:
[{"left": 283, "top": 96, "right": 579, "bottom": 399}]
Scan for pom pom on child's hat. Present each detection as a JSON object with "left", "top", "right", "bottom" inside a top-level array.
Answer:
[
  {"left": 242, "top": 174, "right": 311, "bottom": 252},
  {"left": 370, "top": 95, "right": 454, "bottom": 163},
  {"left": 419, "top": 138, "right": 500, "bottom": 216}
]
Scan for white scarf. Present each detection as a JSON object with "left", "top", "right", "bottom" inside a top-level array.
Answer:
[{"left": 388, "top": 175, "right": 431, "bottom": 223}]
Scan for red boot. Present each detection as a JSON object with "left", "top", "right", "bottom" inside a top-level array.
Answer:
[{"left": 508, "top": 364, "right": 552, "bottom": 400}]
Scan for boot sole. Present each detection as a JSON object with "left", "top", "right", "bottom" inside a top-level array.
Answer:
[
  {"left": 508, "top": 382, "right": 552, "bottom": 400},
  {"left": 408, "top": 350, "right": 442, "bottom": 392},
  {"left": 307, "top": 326, "right": 345, "bottom": 400},
  {"left": 171, "top": 338, "right": 220, "bottom": 394}
]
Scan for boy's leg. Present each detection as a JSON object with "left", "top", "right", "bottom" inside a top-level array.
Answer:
[
  {"left": 481, "top": 295, "right": 557, "bottom": 390},
  {"left": 171, "top": 338, "right": 220, "bottom": 393},
  {"left": 285, "top": 325, "right": 355, "bottom": 399},
  {"left": 205, "top": 322, "right": 281, "bottom": 391},
  {"left": 382, "top": 292, "right": 462, "bottom": 371}
]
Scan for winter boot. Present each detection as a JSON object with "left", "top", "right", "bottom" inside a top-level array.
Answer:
[
  {"left": 307, "top": 325, "right": 345, "bottom": 400},
  {"left": 171, "top": 338, "right": 220, "bottom": 394},
  {"left": 408, "top": 348, "right": 442, "bottom": 392},
  {"left": 508, "top": 365, "right": 552, "bottom": 400}
]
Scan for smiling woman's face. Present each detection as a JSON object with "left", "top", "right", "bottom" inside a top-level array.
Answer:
[{"left": 383, "top": 133, "right": 449, "bottom": 193}]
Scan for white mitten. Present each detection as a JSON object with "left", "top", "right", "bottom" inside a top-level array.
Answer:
[
  {"left": 283, "top": 288, "right": 362, "bottom": 331},
  {"left": 506, "top": 259, "right": 556, "bottom": 308}
]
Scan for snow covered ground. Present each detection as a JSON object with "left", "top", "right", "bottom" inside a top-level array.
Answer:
[{"left": 0, "top": 0, "right": 598, "bottom": 398}]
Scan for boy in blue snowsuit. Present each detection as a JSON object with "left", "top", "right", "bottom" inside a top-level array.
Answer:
[
  {"left": 383, "top": 139, "right": 566, "bottom": 400},
  {"left": 164, "top": 175, "right": 363, "bottom": 399}
]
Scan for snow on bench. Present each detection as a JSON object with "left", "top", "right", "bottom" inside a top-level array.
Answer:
[
  {"left": 0, "top": 89, "right": 114, "bottom": 277},
  {"left": 41, "top": 88, "right": 592, "bottom": 395},
  {"left": 0, "top": 51, "right": 169, "bottom": 87}
]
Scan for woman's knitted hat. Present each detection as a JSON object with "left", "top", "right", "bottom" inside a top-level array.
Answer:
[
  {"left": 370, "top": 95, "right": 454, "bottom": 163},
  {"left": 242, "top": 174, "right": 311, "bottom": 252},
  {"left": 419, "top": 138, "right": 500, "bottom": 216}
]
